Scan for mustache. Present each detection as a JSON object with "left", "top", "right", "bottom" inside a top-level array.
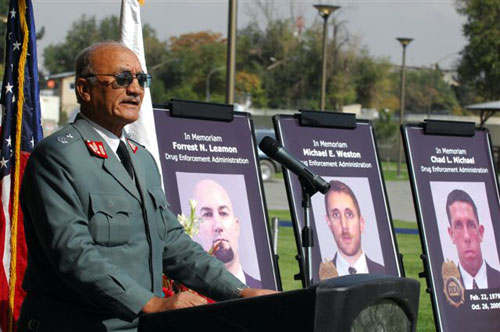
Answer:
[
  {"left": 122, "top": 96, "right": 141, "bottom": 104},
  {"left": 341, "top": 231, "right": 352, "bottom": 238}
]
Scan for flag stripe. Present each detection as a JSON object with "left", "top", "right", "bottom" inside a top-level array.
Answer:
[
  {"left": 13, "top": 153, "right": 28, "bottom": 327},
  {"left": 0, "top": 174, "right": 10, "bottom": 332}
]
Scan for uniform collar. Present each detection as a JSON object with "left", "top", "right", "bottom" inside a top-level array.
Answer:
[
  {"left": 79, "top": 113, "right": 127, "bottom": 159},
  {"left": 72, "top": 113, "right": 143, "bottom": 203}
]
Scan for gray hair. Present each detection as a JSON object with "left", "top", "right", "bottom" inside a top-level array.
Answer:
[
  {"left": 74, "top": 41, "right": 129, "bottom": 103},
  {"left": 75, "top": 41, "right": 127, "bottom": 79}
]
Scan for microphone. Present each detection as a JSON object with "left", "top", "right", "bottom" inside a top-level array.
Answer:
[{"left": 259, "top": 136, "right": 330, "bottom": 194}]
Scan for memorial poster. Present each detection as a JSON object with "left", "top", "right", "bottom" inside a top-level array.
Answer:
[
  {"left": 404, "top": 125, "right": 500, "bottom": 331},
  {"left": 274, "top": 115, "right": 401, "bottom": 284},
  {"left": 154, "top": 108, "right": 279, "bottom": 290}
]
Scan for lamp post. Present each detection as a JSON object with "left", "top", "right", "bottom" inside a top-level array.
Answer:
[
  {"left": 396, "top": 37, "right": 413, "bottom": 177},
  {"left": 206, "top": 66, "right": 225, "bottom": 102},
  {"left": 314, "top": 4, "right": 339, "bottom": 110},
  {"left": 226, "top": 0, "right": 237, "bottom": 104}
]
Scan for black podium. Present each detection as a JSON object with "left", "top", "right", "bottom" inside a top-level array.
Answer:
[{"left": 139, "top": 275, "right": 420, "bottom": 332}]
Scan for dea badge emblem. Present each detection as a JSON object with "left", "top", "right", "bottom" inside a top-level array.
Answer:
[
  {"left": 442, "top": 259, "right": 465, "bottom": 308},
  {"left": 319, "top": 258, "right": 339, "bottom": 280}
]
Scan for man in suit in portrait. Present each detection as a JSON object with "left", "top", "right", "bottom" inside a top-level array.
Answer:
[
  {"left": 18, "top": 42, "right": 272, "bottom": 332},
  {"left": 192, "top": 179, "right": 262, "bottom": 288},
  {"left": 446, "top": 189, "right": 500, "bottom": 290},
  {"left": 322, "top": 180, "right": 385, "bottom": 277}
]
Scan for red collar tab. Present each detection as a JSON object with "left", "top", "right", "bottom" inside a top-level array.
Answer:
[
  {"left": 127, "top": 139, "right": 138, "bottom": 154},
  {"left": 85, "top": 140, "right": 108, "bottom": 159}
]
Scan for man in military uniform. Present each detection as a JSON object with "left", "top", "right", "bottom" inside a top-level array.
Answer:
[{"left": 18, "top": 42, "right": 273, "bottom": 332}]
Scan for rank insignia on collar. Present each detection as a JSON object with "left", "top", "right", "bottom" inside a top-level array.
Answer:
[
  {"left": 85, "top": 140, "right": 108, "bottom": 158},
  {"left": 127, "top": 139, "right": 138, "bottom": 154}
]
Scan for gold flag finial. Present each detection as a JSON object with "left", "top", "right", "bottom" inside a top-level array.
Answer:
[{"left": 137, "top": 0, "right": 145, "bottom": 5}]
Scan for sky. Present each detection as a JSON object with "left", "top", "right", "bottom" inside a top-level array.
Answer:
[{"left": 31, "top": 0, "right": 467, "bottom": 72}]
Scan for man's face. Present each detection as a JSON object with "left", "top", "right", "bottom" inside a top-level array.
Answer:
[
  {"left": 325, "top": 191, "right": 365, "bottom": 257},
  {"left": 447, "top": 201, "right": 484, "bottom": 274},
  {"left": 77, "top": 45, "right": 144, "bottom": 135},
  {"left": 193, "top": 180, "right": 240, "bottom": 264}
]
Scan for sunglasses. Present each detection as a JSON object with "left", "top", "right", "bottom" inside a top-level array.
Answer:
[{"left": 83, "top": 71, "right": 152, "bottom": 88}]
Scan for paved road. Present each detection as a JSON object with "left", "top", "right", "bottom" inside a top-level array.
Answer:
[{"left": 263, "top": 179, "right": 417, "bottom": 222}]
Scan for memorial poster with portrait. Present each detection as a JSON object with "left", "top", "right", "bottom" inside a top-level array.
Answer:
[
  {"left": 403, "top": 123, "right": 500, "bottom": 331},
  {"left": 153, "top": 107, "right": 279, "bottom": 291},
  {"left": 274, "top": 114, "right": 402, "bottom": 284}
]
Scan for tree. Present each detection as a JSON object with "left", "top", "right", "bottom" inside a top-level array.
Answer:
[
  {"left": 1, "top": 1, "right": 11, "bottom": 77},
  {"left": 43, "top": 15, "right": 167, "bottom": 76},
  {"left": 235, "top": 71, "right": 267, "bottom": 107},
  {"left": 42, "top": 15, "right": 169, "bottom": 102},
  {"left": 374, "top": 108, "right": 398, "bottom": 145},
  {"left": 44, "top": 15, "right": 120, "bottom": 74},
  {"left": 352, "top": 50, "right": 393, "bottom": 109},
  {"left": 152, "top": 31, "right": 227, "bottom": 104},
  {"left": 456, "top": 0, "right": 500, "bottom": 102},
  {"left": 395, "top": 68, "right": 459, "bottom": 113}
]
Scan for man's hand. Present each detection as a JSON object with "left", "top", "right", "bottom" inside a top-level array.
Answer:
[
  {"left": 240, "top": 288, "right": 278, "bottom": 298},
  {"left": 142, "top": 292, "right": 208, "bottom": 313}
]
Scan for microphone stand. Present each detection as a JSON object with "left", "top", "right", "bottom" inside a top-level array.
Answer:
[{"left": 299, "top": 177, "right": 319, "bottom": 288}]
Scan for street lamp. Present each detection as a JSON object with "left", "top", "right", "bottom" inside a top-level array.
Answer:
[
  {"left": 314, "top": 4, "right": 340, "bottom": 110},
  {"left": 206, "top": 66, "right": 225, "bottom": 102},
  {"left": 396, "top": 37, "right": 413, "bottom": 177},
  {"left": 226, "top": 0, "right": 237, "bottom": 104}
]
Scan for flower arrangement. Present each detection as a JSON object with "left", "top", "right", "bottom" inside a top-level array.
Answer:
[
  {"left": 162, "top": 199, "right": 216, "bottom": 303},
  {"left": 177, "top": 199, "right": 201, "bottom": 238}
]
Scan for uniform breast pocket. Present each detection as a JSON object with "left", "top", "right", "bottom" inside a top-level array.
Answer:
[
  {"left": 148, "top": 187, "right": 170, "bottom": 241},
  {"left": 89, "top": 193, "right": 130, "bottom": 246}
]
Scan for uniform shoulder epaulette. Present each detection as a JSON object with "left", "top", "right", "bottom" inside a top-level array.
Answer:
[
  {"left": 43, "top": 126, "right": 79, "bottom": 148},
  {"left": 55, "top": 132, "right": 78, "bottom": 145}
]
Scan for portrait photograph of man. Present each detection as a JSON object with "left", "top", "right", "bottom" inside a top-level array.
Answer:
[
  {"left": 176, "top": 172, "right": 262, "bottom": 288},
  {"left": 312, "top": 177, "right": 385, "bottom": 279},
  {"left": 431, "top": 181, "right": 500, "bottom": 290}
]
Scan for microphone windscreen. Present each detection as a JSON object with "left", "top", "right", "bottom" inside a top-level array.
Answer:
[{"left": 259, "top": 136, "right": 281, "bottom": 156}]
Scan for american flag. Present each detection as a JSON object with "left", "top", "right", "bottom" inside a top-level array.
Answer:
[{"left": 0, "top": 0, "right": 42, "bottom": 331}]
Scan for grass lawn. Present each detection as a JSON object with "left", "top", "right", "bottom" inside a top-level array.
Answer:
[
  {"left": 380, "top": 161, "right": 409, "bottom": 181},
  {"left": 268, "top": 210, "right": 436, "bottom": 331}
]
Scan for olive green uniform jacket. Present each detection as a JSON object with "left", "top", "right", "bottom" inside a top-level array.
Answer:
[{"left": 19, "top": 115, "right": 245, "bottom": 332}]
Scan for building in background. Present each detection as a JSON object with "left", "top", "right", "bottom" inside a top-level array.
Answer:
[
  {"left": 46, "top": 72, "right": 78, "bottom": 125},
  {"left": 39, "top": 94, "right": 60, "bottom": 135}
]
